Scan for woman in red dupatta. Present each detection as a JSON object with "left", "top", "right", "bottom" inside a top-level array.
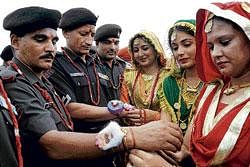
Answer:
[
  {"left": 184, "top": 2, "right": 250, "bottom": 166},
  {"left": 124, "top": 2, "right": 250, "bottom": 167}
]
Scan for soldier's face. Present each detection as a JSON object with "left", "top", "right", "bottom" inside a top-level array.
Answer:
[
  {"left": 12, "top": 28, "right": 58, "bottom": 73},
  {"left": 96, "top": 37, "right": 120, "bottom": 61},
  {"left": 63, "top": 24, "right": 95, "bottom": 57}
]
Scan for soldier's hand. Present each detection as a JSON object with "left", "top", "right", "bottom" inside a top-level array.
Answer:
[{"left": 132, "top": 120, "right": 183, "bottom": 152}]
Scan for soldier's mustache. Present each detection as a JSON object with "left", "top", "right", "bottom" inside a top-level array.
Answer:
[{"left": 40, "top": 53, "right": 55, "bottom": 59}]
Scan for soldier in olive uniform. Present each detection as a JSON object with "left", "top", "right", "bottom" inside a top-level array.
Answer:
[
  {"left": 1, "top": 6, "right": 183, "bottom": 167},
  {"left": 95, "top": 24, "right": 131, "bottom": 100},
  {"left": 47, "top": 8, "right": 119, "bottom": 135},
  {"left": 1, "top": 6, "right": 111, "bottom": 167},
  {"left": 47, "top": 8, "right": 125, "bottom": 167}
]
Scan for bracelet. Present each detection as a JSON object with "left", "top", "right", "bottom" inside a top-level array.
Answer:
[
  {"left": 121, "top": 128, "right": 128, "bottom": 151},
  {"left": 129, "top": 127, "right": 136, "bottom": 149},
  {"left": 143, "top": 109, "right": 147, "bottom": 123},
  {"left": 139, "top": 109, "right": 142, "bottom": 125},
  {"left": 139, "top": 109, "right": 146, "bottom": 125}
]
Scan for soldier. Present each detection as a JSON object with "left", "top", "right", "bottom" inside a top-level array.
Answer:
[
  {"left": 47, "top": 8, "right": 117, "bottom": 134},
  {"left": 1, "top": 6, "right": 182, "bottom": 167},
  {"left": 95, "top": 24, "right": 130, "bottom": 100},
  {"left": 47, "top": 8, "right": 128, "bottom": 167}
]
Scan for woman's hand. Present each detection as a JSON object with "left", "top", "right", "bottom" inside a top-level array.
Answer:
[
  {"left": 121, "top": 108, "right": 160, "bottom": 126},
  {"left": 121, "top": 108, "right": 142, "bottom": 126},
  {"left": 141, "top": 109, "right": 160, "bottom": 123},
  {"left": 127, "top": 149, "right": 174, "bottom": 167},
  {"left": 162, "top": 150, "right": 185, "bottom": 163}
]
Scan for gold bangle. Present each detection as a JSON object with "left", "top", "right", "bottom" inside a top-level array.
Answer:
[
  {"left": 129, "top": 127, "right": 136, "bottom": 149},
  {"left": 140, "top": 109, "right": 146, "bottom": 125},
  {"left": 143, "top": 109, "right": 146, "bottom": 123},
  {"left": 121, "top": 128, "right": 128, "bottom": 151}
]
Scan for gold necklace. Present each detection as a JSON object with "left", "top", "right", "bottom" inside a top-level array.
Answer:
[
  {"left": 141, "top": 74, "right": 154, "bottom": 81},
  {"left": 173, "top": 78, "right": 190, "bottom": 131},
  {"left": 186, "top": 79, "right": 202, "bottom": 93},
  {"left": 223, "top": 83, "right": 250, "bottom": 95},
  {"left": 132, "top": 70, "right": 160, "bottom": 108},
  {"left": 173, "top": 73, "right": 202, "bottom": 132}
]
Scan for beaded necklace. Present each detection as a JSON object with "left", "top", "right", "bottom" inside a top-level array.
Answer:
[
  {"left": 0, "top": 80, "right": 23, "bottom": 167},
  {"left": 62, "top": 48, "right": 100, "bottom": 105},
  {"left": 33, "top": 83, "right": 73, "bottom": 130},
  {"left": 10, "top": 62, "right": 73, "bottom": 131},
  {"left": 109, "top": 74, "right": 122, "bottom": 90},
  {"left": 101, "top": 59, "right": 123, "bottom": 90},
  {"left": 131, "top": 69, "right": 160, "bottom": 109},
  {"left": 173, "top": 74, "right": 202, "bottom": 132}
]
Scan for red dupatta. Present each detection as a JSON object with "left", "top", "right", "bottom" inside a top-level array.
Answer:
[
  {"left": 195, "top": 1, "right": 250, "bottom": 83},
  {"left": 190, "top": 84, "right": 250, "bottom": 166},
  {"left": 191, "top": 2, "right": 250, "bottom": 166}
]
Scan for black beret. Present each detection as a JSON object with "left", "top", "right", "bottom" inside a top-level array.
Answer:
[
  {"left": 3, "top": 6, "right": 61, "bottom": 37},
  {"left": 59, "top": 8, "right": 97, "bottom": 31},
  {"left": 94, "top": 24, "right": 122, "bottom": 41},
  {"left": 0, "top": 45, "right": 14, "bottom": 62}
]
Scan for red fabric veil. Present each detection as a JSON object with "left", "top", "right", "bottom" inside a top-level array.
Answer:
[
  {"left": 195, "top": 1, "right": 250, "bottom": 83},
  {"left": 191, "top": 2, "right": 250, "bottom": 166}
]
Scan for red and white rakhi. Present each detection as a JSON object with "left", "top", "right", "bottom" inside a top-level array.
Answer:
[{"left": 195, "top": 2, "right": 250, "bottom": 83}]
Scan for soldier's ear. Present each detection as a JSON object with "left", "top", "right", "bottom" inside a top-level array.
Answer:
[
  {"left": 62, "top": 30, "right": 70, "bottom": 39},
  {"left": 10, "top": 34, "right": 20, "bottom": 50}
]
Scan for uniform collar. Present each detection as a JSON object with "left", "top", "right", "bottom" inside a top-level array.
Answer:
[
  {"left": 98, "top": 55, "right": 120, "bottom": 66},
  {"left": 62, "top": 47, "right": 95, "bottom": 65},
  {"left": 12, "top": 57, "right": 50, "bottom": 87}
]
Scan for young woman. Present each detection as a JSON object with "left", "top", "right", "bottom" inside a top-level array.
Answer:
[
  {"left": 120, "top": 30, "right": 172, "bottom": 125},
  {"left": 158, "top": 19, "right": 203, "bottom": 135},
  {"left": 127, "top": 20, "right": 201, "bottom": 167}
]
